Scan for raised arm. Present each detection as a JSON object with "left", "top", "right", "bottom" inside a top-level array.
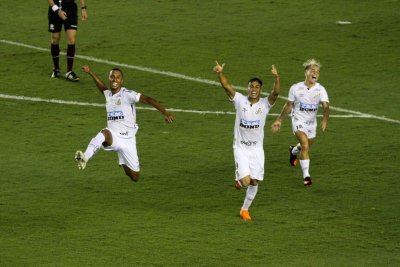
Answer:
[
  {"left": 271, "top": 100, "right": 294, "bottom": 133},
  {"left": 320, "top": 101, "right": 330, "bottom": 131},
  {"left": 268, "top": 64, "right": 281, "bottom": 105},
  {"left": 213, "top": 61, "right": 236, "bottom": 99},
  {"left": 139, "top": 94, "right": 174, "bottom": 124},
  {"left": 81, "top": 65, "right": 107, "bottom": 93}
]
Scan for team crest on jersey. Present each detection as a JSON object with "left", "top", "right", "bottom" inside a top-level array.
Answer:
[
  {"left": 116, "top": 98, "right": 121, "bottom": 105},
  {"left": 255, "top": 108, "right": 262, "bottom": 115}
]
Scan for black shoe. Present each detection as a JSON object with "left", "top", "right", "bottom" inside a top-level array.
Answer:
[
  {"left": 303, "top": 177, "right": 312, "bottom": 186},
  {"left": 289, "top": 146, "right": 298, "bottom": 166},
  {"left": 65, "top": 71, "right": 80, "bottom": 82},
  {"left": 51, "top": 69, "right": 61, "bottom": 78}
]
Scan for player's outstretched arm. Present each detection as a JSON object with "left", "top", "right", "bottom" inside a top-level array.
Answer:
[
  {"left": 213, "top": 61, "right": 235, "bottom": 99},
  {"left": 271, "top": 101, "right": 293, "bottom": 133},
  {"left": 268, "top": 64, "right": 281, "bottom": 105},
  {"left": 81, "top": 65, "right": 107, "bottom": 93},
  {"left": 139, "top": 94, "right": 174, "bottom": 124}
]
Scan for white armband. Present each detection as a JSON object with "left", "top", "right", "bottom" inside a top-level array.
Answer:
[{"left": 51, "top": 5, "right": 59, "bottom": 12}]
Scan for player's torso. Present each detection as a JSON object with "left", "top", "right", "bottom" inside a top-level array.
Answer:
[
  {"left": 105, "top": 88, "right": 138, "bottom": 137},
  {"left": 291, "top": 83, "right": 324, "bottom": 122},
  {"left": 233, "top": 94, "right": 270, "bottom": 149}
]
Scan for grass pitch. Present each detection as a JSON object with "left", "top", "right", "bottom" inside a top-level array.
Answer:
[{"left": 1, "top": 0, "right": 399, "bottom": 266}]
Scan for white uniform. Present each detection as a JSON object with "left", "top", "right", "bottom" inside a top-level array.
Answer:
[
  {"left": 232, "top": 92, "right": 273, "bottom": 181},
  {"left": 103, "top": 87, "right": 141, "bottom": 171},
  {"left": 288, "top": 82, "right": 329, "bottom": 138}
]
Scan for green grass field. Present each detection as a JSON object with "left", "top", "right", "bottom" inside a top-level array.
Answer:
[{"left": 1, "top": 0, "right": 399, "bottom": 266}]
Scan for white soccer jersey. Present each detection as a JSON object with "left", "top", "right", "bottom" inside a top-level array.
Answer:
[
  {"left": 232, "top": 92, "right": 272, "bottom": 149},
  {"left": 288, "top": 82, "right": 329, "bottom": 122},
  {"left": 104, "top": 87, "right": 141, "bottom": 138}
]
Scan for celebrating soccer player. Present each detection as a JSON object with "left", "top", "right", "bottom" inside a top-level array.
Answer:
[
  {"left": 75, "top": 65, "right": 174, "bottom": 183},
  {"left": 271, "top": 59, "right": 330, "bottom": 186},
  {"left": 214, "top": 61, "right": 280, "bottom": 221}
]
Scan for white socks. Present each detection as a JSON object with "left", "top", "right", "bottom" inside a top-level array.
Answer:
[
  {"left": 299, "top": 159, "right": 310, "bottom": 178},
  {"left": 241, "top": 184, "right": 258, "bottom": 211},
  {"left": 83, "top": 132, "right": 105, "bottom": 161}
]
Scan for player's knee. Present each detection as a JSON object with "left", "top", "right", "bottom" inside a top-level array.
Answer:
[
  {"left": 250, "top": 179, "right": 258, "bottom": 186},
  {"left": 101, "top": 129, "right": 113, "bottom": 147},
  {"left": 123, "top": 166, "right": 140, "bottom": 182},
  {"left": 129, "top": 172, "right": 140, "bottom": 182},
  {"left": 240, "top": 176, "right": 251, "bottom": 187}
]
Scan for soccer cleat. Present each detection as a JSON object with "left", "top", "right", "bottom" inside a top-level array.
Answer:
[
  {"left": 74, "top": 150, "right": 87, "bottom": 170},
  {"left": 51, "top": 69, "right": 61, "bottom": 78},
  {"left": 240, "top": 210, "right": 252, "bottom": 221},
  {"left": 65, "top": 71, "right": 80, "bottom": 82},
  {"left": 303, "top": 177, "right": 312, "bottom": 186},
  {"left": 234, "top": 180, "right": 242, "bottom": 190},
  {"left": 289, "top": 145, "right": 298, "bottom": 166}
]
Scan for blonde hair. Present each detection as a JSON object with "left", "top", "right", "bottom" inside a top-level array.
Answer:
[{"left": 303, "top": 59, "right": 321, "bottom": 70}]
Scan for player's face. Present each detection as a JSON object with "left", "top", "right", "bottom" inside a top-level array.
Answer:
[
  {"left": 247, "top": 81, "right": 262, "bottom": 100},
  {"left": 109, "top": 70, "right": 123, "bottom": 91},
  {"left": 305, "top": 65, "right": 320, "bottom": 85}
]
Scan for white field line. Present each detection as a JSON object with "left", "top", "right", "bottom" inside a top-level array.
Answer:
[
  {"left": 0, "top": 93, "right": 384, "bottom": 119},
  {"left": 1, "top": 39, "right": 399, "bottom": 124}
]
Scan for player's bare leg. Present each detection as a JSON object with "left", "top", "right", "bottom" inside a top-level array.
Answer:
[{"left": 122, "top": 165, "right": 140, "bottom": 182}]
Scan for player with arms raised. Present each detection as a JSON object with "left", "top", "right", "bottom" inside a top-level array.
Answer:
[
  {"left": 75, "top": 65, "right": 174, "bottom": 183},
  {"left": 214, "top": 61, "right": 280, "bottom": 221}
]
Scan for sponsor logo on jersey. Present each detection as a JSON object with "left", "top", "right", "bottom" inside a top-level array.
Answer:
[
  {"left": 240, "top": 119, "right": 260, "bottom": 129},
  {"left": 107, "top": 110, "right": 124, "bottom": 121},
  {"left": 240, "top": 140, "right": 258, "bottom": 146},
  {"left": 299, "top": 102, "right": 319, "bottom": 112}
]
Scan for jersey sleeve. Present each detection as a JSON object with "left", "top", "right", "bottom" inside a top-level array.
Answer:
[
  {"left": 232, "top": 92, "right": 244, "bottom": 109},
  {"left": 288, "top": 84, "right": 296, "bottom": 102},
  {"left": 320, "top": 86, "right": 329, "bottom": 103},
  {"left": 125, "top": 89, "right": 141, "bottom": 104}
]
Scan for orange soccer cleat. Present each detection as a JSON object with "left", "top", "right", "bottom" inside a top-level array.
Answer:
[{"left": 240, "top": 210, "right": 252, "bottom": 221}]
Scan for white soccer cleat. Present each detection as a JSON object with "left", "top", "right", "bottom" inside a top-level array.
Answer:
[{"left": 74, "top": 150, "right": 87, "bottom": 170}]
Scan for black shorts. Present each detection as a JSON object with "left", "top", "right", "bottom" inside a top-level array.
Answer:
[{"left": 48, "top": 2, "right": 78, "bottom": 32}]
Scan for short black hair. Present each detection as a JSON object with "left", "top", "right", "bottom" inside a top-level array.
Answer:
[
  {"left": 110, "top": 68, "right": 124, "bottom": 78},
  {"left": 248, "top": 77, "right": 263, "bottom": 86}
]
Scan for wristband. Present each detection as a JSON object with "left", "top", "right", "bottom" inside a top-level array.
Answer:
[
  {"left": 51, "top": 5, "right": 59, "bottom": 12},
  {"left": 81, "top": 6, "right": 87, "bottom": 9}
]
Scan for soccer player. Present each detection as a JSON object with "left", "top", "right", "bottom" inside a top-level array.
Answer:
[
  {"left": 48, "top": 0, "right": 88, "bottom": 81},
  {"left": 271, "top": 59, "right": 330, "bottom": 186},
  {"left": 75, "top": 65, "right": 174, "bottom": 182},
  {"left": 214, "top": 61, "right": 280, "bottom": 221}
]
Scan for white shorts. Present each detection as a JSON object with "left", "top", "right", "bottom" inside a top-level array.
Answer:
[
  {"left": 291, "top": 118, "right": 317, "bottom": 139},
  {"left": 233, "top": 147, "right": 264, "bottom": 181},
  {"left": 103, "top": 128, "right": 140, "bottom": 171}
]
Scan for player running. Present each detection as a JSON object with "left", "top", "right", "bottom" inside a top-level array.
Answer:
[
  {"left": 214, "top": 61, "right": 280, "bottom": 221},
  {"left": 271, "top": 59, "right": 330, "bottom": 186}
]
